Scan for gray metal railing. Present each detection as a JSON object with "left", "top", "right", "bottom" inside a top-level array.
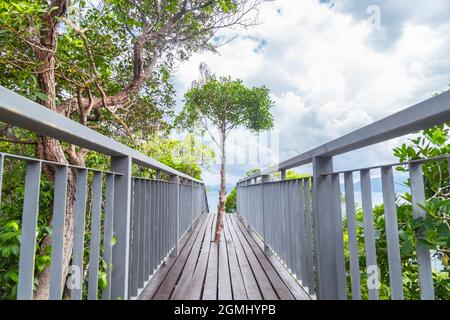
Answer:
[
  {"left": 0, "top": 86, "right": 209, "bottom": 300},
  {"left": 237, "top": 91, "right": 450, "bottom": 300}
]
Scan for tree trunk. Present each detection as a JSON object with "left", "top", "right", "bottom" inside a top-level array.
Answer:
[
  {"left": 33, "top": 82, "right": 80, "bottom": 300},
  {"left": 32, "top": 1, "right": 77, "bottom": 298},
  {"left": 214, "top": 128, "right": 226, "bottom": 242}
]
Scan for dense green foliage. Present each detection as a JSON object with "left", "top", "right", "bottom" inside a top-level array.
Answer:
[{"left": 225, "top": 187, "right": 237, "bottom": 213}]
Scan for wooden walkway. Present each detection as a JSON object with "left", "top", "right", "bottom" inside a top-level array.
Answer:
[{"left": 138, "top": 213, "right": 311, "bottom": 300}]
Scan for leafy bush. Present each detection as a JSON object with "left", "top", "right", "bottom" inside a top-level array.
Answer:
[{"left": 225, "top": 187, "right": 237, "bottom": 213}]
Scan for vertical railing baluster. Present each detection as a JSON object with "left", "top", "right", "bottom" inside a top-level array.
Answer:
[
  {"left": 17, "top": 160, "right": 41, "bottom": 300},
  {"left": 262, "top": 175, "right": 271, "bottom": 255},
  {"left": 410, "top": 163, "right": 435, "bottom": 300},
  {"left": 191, "top": 181, "right": 194, "bottom": 229},
  {"left": 159, "top": 180, "right": 163, "bottom": 263},
  {"left": 288, "top": 180, "right": 295, "bottom": 273},
  {"left": 271, "top": 183, "right": 275, "bottom": 254},
  {"left": 111, "top": 156, "right": 132, "bottom": 300},
  {"left": 146, "top": 179, "right": 151, "bottom": 280},
  {"left": 360, "top": 169, "right": 379, "bottom": 300},
  {"left": 171, "top": 182, "right": 174, "bottom": 250},
  {"left": 162, "top": 182, "right": 166, "bottom": 258},
  {"left": 157, "top": 180, "right": 161, "bottom": 264},
  {"left": 154, "top": 180, "right": 158, "bottom": 268},
  {"left": 71, "top": 168, "right": 88, "bottom": 300},
  {"left": 151, "top": 180, "right": 156, "bottom": 272},
  {"left": 130, "top": 179, "right": 140, "bottom": 297},
  {"left": 138, "top": 179, "right": 146, "bottom": 288},
  {"left": 171, "top": 175, "right": 180, "bottom": 256},
  {"left": 286, "top": 180, "right": 292, "bottom": 269},
  {"left": 161, "top": 181, "right": 164, "bottom": 260},
  {"left": 165, "top": 182, "right": 168, "bottom": 256},
  {"left": 276, "top": 181, "right": 281, "bottom": 258},
  {"left": 297, "top": 179, "right": 306, "bottom": 284},
  {"left": 88, "top": 171, "right": 103, "bottom": 300},
  {"left": 331, "top": 173, "right": 347, "bottom": 300},
  {"left": 344, "top": 172, "right": 361, "bottom": 300},
  {"left": 164, "top": 181, "right": 167, "bottom": 256},
  {"left": 312, "top": 156, "right": 338, "bottom": 299},
  {"left": 304, "top": 178, "right": 314, "bottom": 294},
  {"left": 49, "top": 165, "right": 68, "bottom": 300},
  {"left": 381, "top": 166, "right": 404, "bottom": 300},
  {"left": 282, "top": 181, "right": 288, "bottom": 263},
  {"left": 102, "top": 173, "right": 115, "bottom": 300}
]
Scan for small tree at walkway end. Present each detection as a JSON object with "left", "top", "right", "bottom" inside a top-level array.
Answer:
[{"left": 176, "top": 65, "right": 274, "bottom": 242}]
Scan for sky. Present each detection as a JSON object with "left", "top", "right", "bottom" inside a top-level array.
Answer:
[{"left": 171, "top": 0, "right": 450, "bottom": 196}]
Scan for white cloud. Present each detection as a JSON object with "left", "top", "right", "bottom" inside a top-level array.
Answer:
[{"left": 174, "top": 0, "right": 450, "bottom": 187}]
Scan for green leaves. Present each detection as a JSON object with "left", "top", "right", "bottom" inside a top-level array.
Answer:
[
  {"left": 177, "top": 73, "right": 274, "bottom": 135},
  {"left": 225, "top": 187, "right": 237, "bottom": 213},
  {"left": 426, "top": 127, "right": 447, "bottom": 146},
  {"left": 437, "top": 223, "right": 450, "bottom": 239},
  {"left": 35, "top": 255, "right": 51, "bottom": 273},
  {"left": 34, "top": 91, "right": 49, "bottom": 102},
  {"left": 401, "top": 239, "right": 414, "bottom": 257}
]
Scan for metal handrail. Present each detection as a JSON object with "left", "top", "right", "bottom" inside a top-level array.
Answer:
[
  {"left": 0, "top": 85, "right": 201, "bottom": 183},
  {"left": 0, "top": 85, "right": 209, "bottom": 301},
  {"left": 236, "top": 92, "right": 450, "bottom": 301},
  {"left": 239, "top": 90, "right": 450, "bottom": 182}
]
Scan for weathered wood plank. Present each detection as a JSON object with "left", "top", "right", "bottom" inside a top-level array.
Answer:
[
  {"left": 218, "top": 216, "right": 233, "bottom": 300},
  {"left": 182, "top": 216, "right": 214, "bottom": 300},
  {"left": 233, "top": 215, "right": 294, "bottom": 300},
  {"left": 171, "top": 214, "right": 213, "bottom": 299},
  {"left": 202, "top": 215, "right": 218, "bottom": 300},
  {"left": 137, "top": 215, "right": 202, "bottom": 300},
  {"left": 226, "top": 215, "right": 262, "bottom": 300},
  {"left": 230, "top": 216, "right": 278, "bottom": 300},
  {"left": 152, "top": 214, "right": 209, "bottom": 300},
  {"left": 140, "top": 212, "right": 311, "bottom": 301},
  {"left": 234, "top": 215, "right": 311, "bottom": 300},
  {"left": 224, "top": 215, "right": 248, "bottom": 300}
]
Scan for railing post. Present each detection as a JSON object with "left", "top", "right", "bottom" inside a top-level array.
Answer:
[
  {"left": 190, "top": 180, "right": 194, "bottom": 231},
  {"left": 280, "top": 169, "right": 286, "bottom": 181},
  {"left": 261, "top": 175, "right": 272, "bottom": 255},
  {"left": 110, "top": 156, "right": 132, "bottom": 300},
  {"left": 246, "top": 180, "right": 252, "bottom": 231},
  {"left": 312, "top": 156, "right": 340, "bottom": 300},
  {"left": 170, "top": 175, "right": 180, "bottom": 257}
]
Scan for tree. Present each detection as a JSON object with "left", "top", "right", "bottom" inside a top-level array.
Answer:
[
  {"left": 176, "top": 67, "right": 274, "bottom": 242},
  {"left": 0, "top": 0, "right": 265, "bottom": 298}
]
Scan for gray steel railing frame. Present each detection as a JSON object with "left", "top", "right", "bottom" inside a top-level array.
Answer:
[
  {"left": 0, "top": 86, "right": 209, "bottom": 300},
  {"left": 236, "top": 90, "right": 450, "bottom": 300}
]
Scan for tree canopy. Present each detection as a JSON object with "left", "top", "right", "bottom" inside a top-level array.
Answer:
[{"left": 176, "top": 72, "right": 274, "bottom": 136}]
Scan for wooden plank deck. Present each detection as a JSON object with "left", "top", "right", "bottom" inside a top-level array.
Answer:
[{"left": 138, "top": 213, "right": 311, "bottom": 300}]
